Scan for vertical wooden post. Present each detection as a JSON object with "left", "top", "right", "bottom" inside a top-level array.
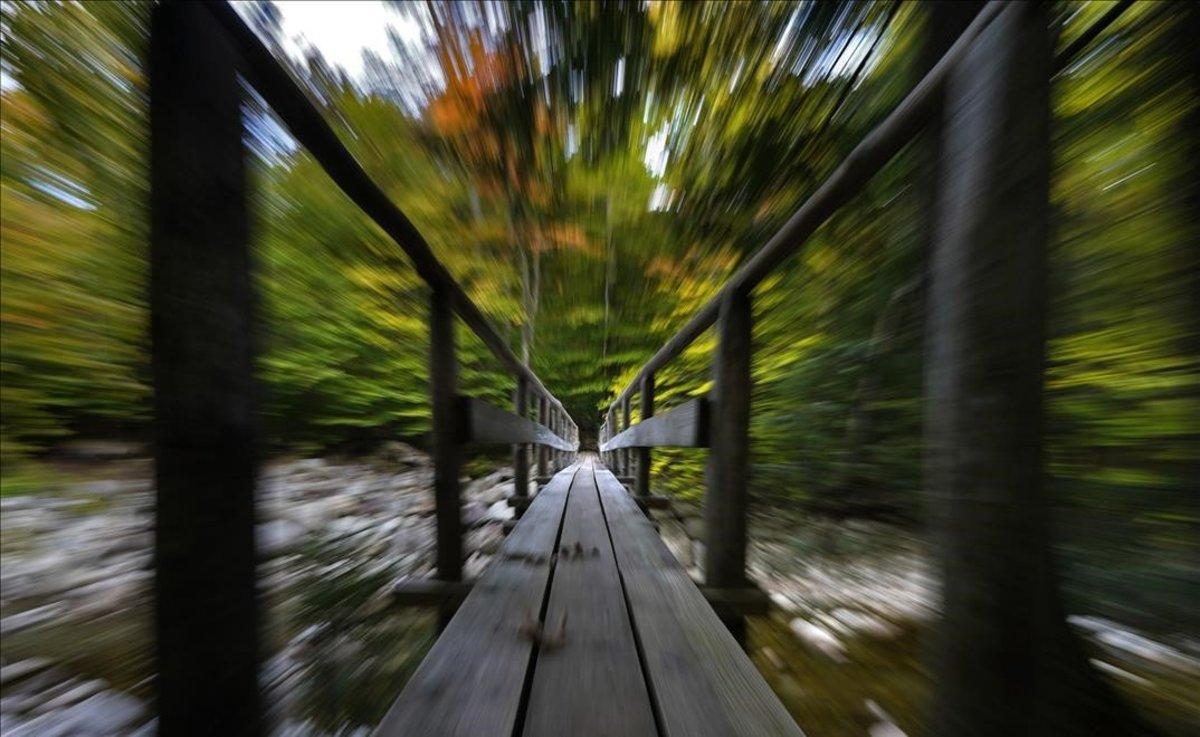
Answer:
[
  {"left": 705, "top": 288, "right": 752, "bottom": 642},
  {"left": 636, "top": 373, "right": 655, "bottom": 497},
  {"left": 430, "top": 285, "right": 462, "bottom": 586},
  {"left": 606, "top": 406, "right": 616, "bottom": 469},
  {"left": 513, "top": 378, "right": 529, "bottom": 500},
  {"left": 149, "top": 3, "right": 260, "bottom": 733},
  {"left": 621, "top": 397, "right": 632, "bottom": 481},
  {"left": 551, "top": 409, "right": 560, "bottom": 470},
  {"left": 537, "top": 395, "right": 549, "bottom": 481},
  {"left": 925, "top": 5, "right": 1143, "bottom": 735}
]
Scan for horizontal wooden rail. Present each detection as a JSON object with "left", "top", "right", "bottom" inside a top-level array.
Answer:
[
  {"left": 202, "top": 1, "right": 574, "bottom": 429},
  {"left": 461, "top": 397, "right": 576, "bottom": 451},
  {"left": 600, "top": 397, "right": 709, "bottom": 451}
]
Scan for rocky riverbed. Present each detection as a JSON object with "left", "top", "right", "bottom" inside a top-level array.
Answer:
[
  {"left": 1, "top": 443, "right": 521, "bottom": 736},
  {"left": 2, "top": 448, "right": 1197, "bottom": 736}
]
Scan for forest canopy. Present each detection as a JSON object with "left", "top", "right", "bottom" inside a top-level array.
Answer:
[{"left": 1, "top": 0, "right": 1194, "bottom": 563}]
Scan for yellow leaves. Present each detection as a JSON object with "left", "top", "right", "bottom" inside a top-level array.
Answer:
[
  {"left": 648, "top": 1, "right": 682, "bottom": 58},
  {"left": 803, "top": 245, "right": 837, "bottom": 275},
  {"left": 532, "top": 223, "right": 596, "bottom": 256}
]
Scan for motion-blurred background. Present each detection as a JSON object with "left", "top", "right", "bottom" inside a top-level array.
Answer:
[{"left": 1, "top": 1, "right": 1196, "bottom": 735}]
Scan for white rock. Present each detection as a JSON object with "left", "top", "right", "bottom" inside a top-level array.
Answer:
[
  {"left": 789, "top": 618, "right": 847, "bottom": 662},
  {"left": 257, "top": 520, "right": 307, "bottom": 557},
  {"left": 829, "top": 608, "right": 897, "bottom": 639},
  {"left": 0, "top": 659, "right": 51, "bottom": 688},
  {"left": 485, "top": 500, "right": 514, "bottom": 523},
  {"left": 0, "top": 603, "right": 66, "bottom": 637},
  {"left": 36, "top": 680, "right": 106, "bottom": 712}
]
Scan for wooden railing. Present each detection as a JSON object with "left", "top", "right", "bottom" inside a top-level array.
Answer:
[
  {"left": 147, "top": 3, "right": 576, "bottom": 733},
  {"left": 146, "top": 1, "right": 1137, "bottom": 734},
  {"left": 598, "top": 0, "right": 1133, "bottom": 647}
]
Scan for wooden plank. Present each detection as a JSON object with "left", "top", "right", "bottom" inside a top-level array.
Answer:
[
  {"left": 375, "top": 465, "right": 579, "bottom": 737},
  {"left": 523, "top": 461, "right": 657, "bottom": 737},
  {"left": 464, "top": 397, "right": 575, "bottom": 451},
  {"left": 148, "top": 4, "right": 261, "bottom": 733},
  {"left": 600, "top": 397, "right": 709, "bottom": 451},
  {"left": 389, "top": 579, "right": 475, "bottom": 609},
  {"left": 595, "top": 469, "right": 802, "bottom": 737}
]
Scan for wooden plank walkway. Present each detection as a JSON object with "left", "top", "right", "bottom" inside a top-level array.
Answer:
[{"left": 375, "top": 456, "right": 802, "bottom": 737}]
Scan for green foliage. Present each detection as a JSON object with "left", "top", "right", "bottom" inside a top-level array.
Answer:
[{"left": 0, "top": 2, "right": 1194, "bottom": 554}]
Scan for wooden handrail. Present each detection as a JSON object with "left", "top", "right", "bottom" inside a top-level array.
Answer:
[
  {"left": 605, "top": 1, "right": 1007, "bottom": 414},
  {"left": 603, "top": 0, "right": 1133, "bottom": 416},
  {"left": 203, "top": 1, "right": 576, "bottom": 432}
]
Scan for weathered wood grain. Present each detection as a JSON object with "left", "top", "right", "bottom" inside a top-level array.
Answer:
[
  {"left": 149, "top": 3, "right": 261, "bottom": 732},
  {"left": 522, "top": 460, "right": 657, "bottom": 737},
  {"left": 537, "top": 396, "right": 549, "bottom": 478},
  {"left": 705, "top": 290, "right": 751, "bottom": 592},
  {"left": 374, "top": 465, "right": 578, "bottom": 737},
  {"left": 595, "top": 469, "right": 803, "bottom": 737},
  {"left": 636, "top": 373, "right": 655, "bottom": 497},
  {"left": 699, "top": 585, "right": 773, "bottom": 618},
  {"left": 389, "top": 579, "right": 475, "bottom": 609},
  {"left": 513, "top": 378, "right": 529, "bottom": 499},
  {"left": 600, "top": 397, "right": 709, "bottom": 451},
  {"left": 431, "top": 287, "right": 462, "bottom": 585},
  {"left": 463, "top": 397, "right": 575, "bottom": 451}
]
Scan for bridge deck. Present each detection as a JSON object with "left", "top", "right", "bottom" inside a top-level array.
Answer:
[{"left": 375, "top": 456, "right": 801, "bottom": 737}]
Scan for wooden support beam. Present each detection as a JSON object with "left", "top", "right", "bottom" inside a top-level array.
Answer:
[
  {"left": 699, "top": 584, "right": 773, "bottom": 618},
  {"left": 605, "top": 407, "right": 616, "bottom": 468},
  {"left": 506, "top": 496, "right": 534, "bottom": 511},
  {"left": 621, "top": 397, "right": 632, "bottom": 477},
  {"left": 633, "top": 495, "right": 673, "bottom": 511},
  {"left": 390, "top": 578, "right": 475, "bottom": 609},
  {"left": 461, "top": 397, "right": 574, "bottom": 451},
  {"left": 922, "top": 6, "right": 1145, "bottom": 735},
  {"left": 512, "top": 378, "right": 528, "bottom": 500},
  {"left": 149, "top": 3, "right": 260, "bottom": 733},
  {"left": 705, "top": 289, "right": 753, "bottom": 642},
  {"left": 600, "top": 397, "right": 710, "bottom": 451},
  {"left": 430, "top": 286, "right": 462, "bottom": 586},
  {"left": 636, "top": 373, "right": 655, "bottom": 497},
  {"left": 537, "top": 395, "right": 549, "bottom": 479},
  {"left": 550, "top": 409, "right": 560, "bottom": 469}
]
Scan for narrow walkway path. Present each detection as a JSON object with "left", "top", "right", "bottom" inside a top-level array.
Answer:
[{"left": 375, "top": 455, "right": 801, "bottom": 737}]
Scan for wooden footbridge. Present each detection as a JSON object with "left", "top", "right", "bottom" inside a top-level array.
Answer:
[
  {"left": 377, "top": 456, "right": 795, "bottom": 737},
  {"left": 145, "top": 2, "right": 1143, "bottom": 736}
]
